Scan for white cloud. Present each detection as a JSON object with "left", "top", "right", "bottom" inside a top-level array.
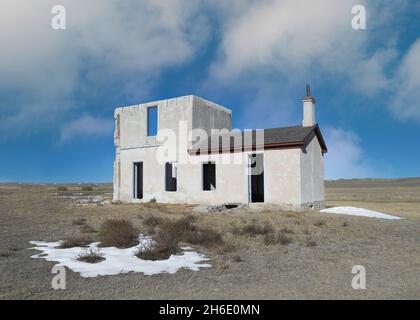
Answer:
[
  {"left": 324, "top": 127, "right": 375, "bottom": 179},
  {"left": 210, "top": 0, "right": 394, "bottom": 95},
  {"left": 59, "top": 115, "right": 114, "bottom": 143},
  {"left": 391, "top": 38, "right": 420, "bottom": 122},
  {"left": 0, "top": 0, "right": 208, "bottom": 138}
]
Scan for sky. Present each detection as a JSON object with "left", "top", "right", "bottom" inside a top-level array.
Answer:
[{"left": 0, "top": 0, "right": 419, "bottom": 183}]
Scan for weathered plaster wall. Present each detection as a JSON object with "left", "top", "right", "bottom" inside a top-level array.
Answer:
[
  {"left": 117, "top": 147, "right": 302, "bottom": 207},
  {"left": 116, "top": 95, "right": 193, "bottom": 149},
  {"left": 192, "top": 96, "right": 232, "bottom": 136},
  {"left": 113, "top": 95, "right": 232, "bottom": 203},
  {"left": 264, "top": 148, "right": 302, "bottom": 208},
  {"left": 300, "top": 135, "right": 325, "bottom": 208}
]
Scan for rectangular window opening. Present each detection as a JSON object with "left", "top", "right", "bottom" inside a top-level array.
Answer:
[
  {"left": 147, "top": 106, "right": 158, "bottom": 136},
  {"left": 133, "top": 162, "right": 143, "bottom": 199},
  {"left": 202, "top": 162, "right": 216, "bottom": 191},
  {"left": 165, "top": 162, "right": 177, "bottom": 192}
]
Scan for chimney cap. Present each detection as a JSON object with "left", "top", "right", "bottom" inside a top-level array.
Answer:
[{"left": 303, "top": 84, "right": 316, "bottom": 102}]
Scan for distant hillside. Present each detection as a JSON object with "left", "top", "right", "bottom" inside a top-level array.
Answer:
[{"left": 325, "top": 177, "right": 420, "bottom": 188}]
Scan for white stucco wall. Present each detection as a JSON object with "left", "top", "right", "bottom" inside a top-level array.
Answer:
[
  {"left": 264, "top": 148, "right": 302, "bottom": 207},
  {"left": 116, "top": 147, "right": 303, "bottom": 207},
  {"left": 300, "top": 135, "right": 325, "bottom": 208}
]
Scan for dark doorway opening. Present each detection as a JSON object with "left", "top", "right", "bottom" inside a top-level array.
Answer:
[
  {"left": 249, "top": 154, "right": 264, "bottom": 203},
  {"left": 202, "top": 162, "right": 216, "bottom": 191},
  {"left": 165, "top": 162, "right": 177, "bottom": 192},
  {"left": 133, "top": 162, "right": 143, "bottom": 199}
]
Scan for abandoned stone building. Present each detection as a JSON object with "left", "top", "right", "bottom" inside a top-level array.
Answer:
[{"left": 112, "top": 87, "right": 327, "bottom": 210}]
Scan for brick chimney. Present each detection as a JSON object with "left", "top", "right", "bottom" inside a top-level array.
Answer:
[{"left": 302, "top": 84, "right": 316, "bottom": 127}]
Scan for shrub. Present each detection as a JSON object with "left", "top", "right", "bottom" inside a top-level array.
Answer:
[
  {"left": 77, "top": 248, "right": 105, "bottom": 263},
  {"left": 72, "top": 218, "right": 87, "bottom": 226},
  {"left": 0, "top": 252, "right": 12, "bottom": 258},
  {"left": 81, "top": 185, "right": 93, "bottom": 191},
  {"left": 264, "top": 231, "right": 293, "bottom": 246},
  {"left": 137, "top": 215, "right": 223, "bottom": 261},
  {"left": 57, "top": 186, "right": 68, "bottom": 191},
  {"left": 99, "top": 219, "right": 138, "bottom": 248},
  {"left": 155, "top": 216, "right": 195, "bottom": 248},
  {"left": 80, "top": 224, "right": 97, "bottom": 234},
  {"left": 342, "top": 221, "right": 349, "bottom": 227},
  {"left": 136, "top": 243, "right": 178, "bottom": 261},
  {"left": 232, "top": 222, "right": 274, "bottom": 237},
  {"left": 306, "top": 237, "right": 317, "bottom": 247},
  {"left": 277, "top": 232, "right": 293, "bottom": 245},
  {"left": 280, "top": 226, "right": 294, "bottom": 234},
  {"left": 183, "top": 226, "right": 223, "bottom": 246},
  {"left": 142, "top": 215, "right": 163, "bottom": 233},
  {"left": 314, "top": 220, "right": 326, "bottom": 227},
  {"left": 231, "top": 255, "right": 242, "bottom": 262},
  {"left": 143, "top": 198, "right": 157, "bottom": 207},
  {"left": 263, "top": 233, "right": 277, "bottom": 245},
  {"left": 59, "top": 236, "right": 92, "bottom": 248}
]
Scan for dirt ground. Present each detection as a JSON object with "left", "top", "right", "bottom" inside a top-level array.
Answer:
[{"left": 1, "top": 179, "right": 420, "bottom": 299}]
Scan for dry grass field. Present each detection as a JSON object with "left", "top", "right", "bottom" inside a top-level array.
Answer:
[{"left": 1, "top": 179, "right": 420, "bottom": 299}]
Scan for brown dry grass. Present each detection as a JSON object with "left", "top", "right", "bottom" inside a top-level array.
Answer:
[
  {"left": 232, "top": 221, "right": 274, "bottom": 236},
  {"left": 2, "top": 179, "right": 420, "bottom": 299}
]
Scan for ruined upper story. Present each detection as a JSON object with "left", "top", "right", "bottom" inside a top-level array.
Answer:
[{"left": 114, "top": 95, "right": 232, "bottom": 150}]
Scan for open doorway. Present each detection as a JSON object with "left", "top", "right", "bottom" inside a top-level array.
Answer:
[
  {"left": 133, "top": 162, "right": 143, "bottom": 199},
  {"left": 248, "top": 154, "right": 264, "bottom": 203}
]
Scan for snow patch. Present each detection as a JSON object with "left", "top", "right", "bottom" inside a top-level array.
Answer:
[
  {"left": 29, "top": 235, "right": 211, "bottom": 278},
  {"left": 320, "top": 206, "right": 401, "bottom": 220}
]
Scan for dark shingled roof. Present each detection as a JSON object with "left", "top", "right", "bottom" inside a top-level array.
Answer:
[{"left": 189, "top": 124, "right": 327, "bottom": 154}]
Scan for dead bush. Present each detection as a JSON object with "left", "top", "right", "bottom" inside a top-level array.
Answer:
[
  {"left": 306, "top": 237, "right": 317, "bottom": 247},
  {"left": 72, "top": 218, "right": 87, "bottom": 226},
  {"left": 277, "top": 232, "right": 293, "bottom": 245},
  {"left": 59, "top": 236, "right": 92, "bottom": 248},
  {"left": 342, "top": 221, "right": 349, "bottom": 227},
  {"left": 77, "top": 249, "right": 105, "bottom": 263},
  {"left": 136, "top": 243, "right": 178, "bottom": 261},
  {"left": 137, "top": 215, "right": 223, "bottom": 261},
  {"left": 99, "top": 219, "right": 138, "bottom": 248},
  {"left": 142, "top": 215, "right": 163, "bottom": 233},
  {"left": 263, "top": 233, "right": 277, "bottom": 245},
  {"left": 232, "top": 222, "right": 274, "bottom": 237},
  {"left": 183, "top": 226, "right": 223, "bottom": 247},
  {"left": 280, "top": 226, "right": 294, "bottom": 234},
  {"left": 286, "top": 212, "right": 301, "bottom": 218},
  {"left": 143, "top": 198, "right": 157, "bottom": 207},
  {"left": 264, "top": 231, "right": 293, "bottom": 246},
  {"left": 231, "top": 255, "right": 242, "bottom": 263},
  {"left": 314, "top": 220, "right": 326, "bottom": 227},
  {"left": 0, "top": 252, "right": 12, "bottom": 258},
  {"left": 80, "top": 224, "right": 97, "bottom": 234}
]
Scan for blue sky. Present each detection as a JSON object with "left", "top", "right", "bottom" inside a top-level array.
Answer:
[{"left": 0, "top": 0, "right": 419, "bottom": 182}]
